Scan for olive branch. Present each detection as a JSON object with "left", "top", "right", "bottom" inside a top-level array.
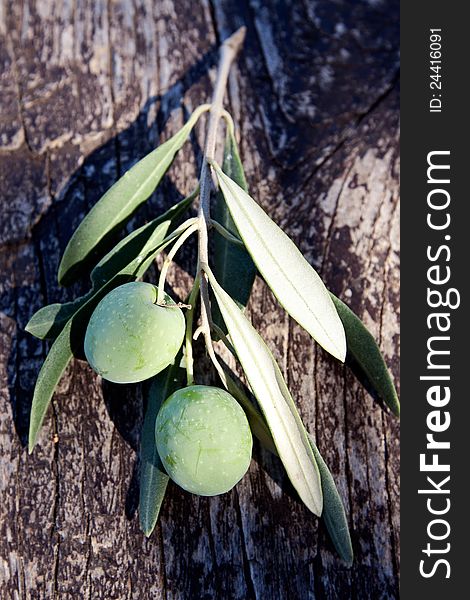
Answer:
[{"left": 25, "top": 28, "right": 399, "bottom": 566}]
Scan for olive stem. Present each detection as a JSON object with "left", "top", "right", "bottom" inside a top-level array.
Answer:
[
  {"left": 197, "top": 27, "right": 246, "bottom": 364},
  {"left": 220, "top": 108, "right": 236, "bottom": 136},
  {"left": 156, "top": 222, "right": 199, "bottom": 305},
  {"left": 185, "top": 274, "right": 200, "bottom": 385}
]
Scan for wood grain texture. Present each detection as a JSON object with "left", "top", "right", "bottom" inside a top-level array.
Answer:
[{"left": 0, "top": 0, "right": 399, "bottom": 598}]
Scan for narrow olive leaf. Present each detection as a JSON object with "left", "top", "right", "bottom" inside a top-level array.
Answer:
[
  {"left": 132, "top": 216, "right": 198, "bottom": 281},
  {"left": 218, "top": 364, "right": 353, "bottom": 564},
  {"left": 27, "top": 195, "right": 195, "bottom": 341},
  {"left": 28, "top": 319, "right": 74, "bottom": 452},
  {"left": 91, "top": 193, "right": 195, "bottom": 288},
  {"left": 26, "top": 291, "right": 122, "bottom": 451},
  {"left": 308, "top": 434, "right": 354, "bottom": 566},
  {"left": 28, "top": 223, "right": 190, "bottom": 451},
  {"left": 211, "top": 161, "right": 346, "bottom": 362},
  {"left": 133, "top": 228, "right": 178, "bottom": 279},
  {"left": 58, "top": 104, "right": 209, "bottom": 285},
  {"left": 139, "top": 355, "right": 186, "bottom": 537},
  {"left": 25, "top": 295, "right": 91, "bottom": 340},
  {"left": 330, "top": 293, "right": 400, "bottom": 417},
  {"left": 217, "top": 337, "right": 352, "bottom": 563},
  {"left": 212, "top": 124, "right": 256, "bottom": 327},
  {"left": 207, "top": 268, "right": 323, "bottom": 515},
  {"left": 223, "top": 369, "right": 277, "bottom": 455}
]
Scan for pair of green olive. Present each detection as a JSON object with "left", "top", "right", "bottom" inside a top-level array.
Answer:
[{"left": 84, "top": 282, "right": 252, "bottom": 495}]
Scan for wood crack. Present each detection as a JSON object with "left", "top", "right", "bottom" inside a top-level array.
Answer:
[
  {"left": 234, "top": 489, "right": 257, "bottom": 600},
  {"left": 51, "top": 398, "right": 61, "bottom": 599},
  {"left": 295, "top": 75, "right": 399, "bottom": 198},
  {"left": 5, "top": 33, "right": 33, "bottom": 155},
  {"left": 320, "top": 162, "right": 354, "bottom": 276}
]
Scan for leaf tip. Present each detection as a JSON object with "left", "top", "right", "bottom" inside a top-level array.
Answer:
[
  {"left": 339, "top": 534, "right": 354, "bottom": 566},
  {"left": 139, "top": 506, "right": 158, "bottom": 538},
  {"left": 316, "top": 500, "right": 324, "bottom": 517},
  {"left": 57, "top": 263, "right": 68, "bottom": 287},
  {"left": 140, "top": 523, "right": 154, "bottom": 538},
  {"left": 28, "top": 417, "right": 39, "bottom": 453},
  {"left": 27, "top": 437, "right": 36, "bottom": 455},
  {"left": 336, "top": 342, "right": 347, "bottom": 364},
  {"left": 327, "top": 331, "right": 347, "bottom": 364},
  {"left": 391, "top": 396, "right": 400, "bottom": 418},
  {"left": 304, "top": 483, "right": 323, "bottom": 517}
]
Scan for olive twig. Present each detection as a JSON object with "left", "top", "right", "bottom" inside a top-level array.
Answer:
[
  {"left": 151, "top": 216, "right": 199, "bottom": 266},
  {"left": 156, "top": 222, "right": 199, "bottom": 305},
  {"left": 196, "top": 26, "right": 246, "bottom": 364},
  {"left": 220, "top": 108, "right": 236, "bottom": 137},
  {"left": 185, "top": 273, "right": 200, "bottom": 385},
  {"left": 203, "top": 331, "right": 229, "bottom": 390}
]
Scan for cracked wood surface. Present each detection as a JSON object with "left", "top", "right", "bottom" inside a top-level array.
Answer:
[{"left": 0, "top": 1, "right": 399, "bottom": 598}]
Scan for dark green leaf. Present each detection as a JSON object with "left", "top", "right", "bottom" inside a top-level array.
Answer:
[
  {"left": 139, "top": 354, "right": 186, "bottom": 537},
  {"left": 219, "top": 358, "right": 352, "bottom": 563},
  {"left": 217, "top": 344, "right": 352, "bottom": 562},
  {"left": 212, "top": 127, "right": 256, "bottom": 333},
  {"left": 58, "top": 104, "right": 208, "bottom": 285},
  {"left": 26, "top": 195, "right": 194, "bottom": 342},
  {"left": 330, "top": 293, "right": 400, "bottom": 416},
  {"left": 91, "top": 193, "right": 194, "bottom": 288},
  {"left": 308, "top": 434, "right": 354, "bottom": 566},
  {"left": 28, "top": 319, "right": 74, "bottom": 453}
]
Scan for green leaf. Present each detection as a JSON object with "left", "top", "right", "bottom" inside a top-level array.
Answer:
[
  {"left": 139, "top": 355, "right": 186, "bottom": 537},
  {"left": 28, "top": 221, "right": 191, "bottom": 451},
  {"left": 308, "top": 434, "right": 354, "bottom": 566},
  {"left": 211, "top": 162, "right": 346, "bottom": 362},
  {"left": 207, "top": 267, "right": 323, "bottom": 516},
  {"left": 26, "top": 223, "right": 170, "bottom": 342},
  {"left": 133, "top": 223, "right": 183, "bottom": 279},
  {"left": 28, "top": 319, "right": 74, "bottom": 453},
  {"left": 25, "top": 296, "right": 90, "bottom": 339},
  {"left": 91, "top": 193, "right": 195, "bottom": 288},
  {"left": 212, "top": 124, "right": 256, "bottom": 329},
  {"left": 330, "top": 293, "right": 400, "bottom": 416},
  {"left": 26, "top": 195, "right": 194, "bottom": 342},
  {"left": 58, "top": 104, "right": 209, "bottom": 285},
  {"left": 223, "top": 368, "right": 277, "bottom": 455}
]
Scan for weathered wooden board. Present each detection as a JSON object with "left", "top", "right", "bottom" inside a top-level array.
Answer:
[{"left": 0, "top": 1, "right": 399, "bottom": 598}]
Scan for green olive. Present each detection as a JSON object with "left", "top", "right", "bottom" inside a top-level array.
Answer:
[
  {"left": 84, "top": 282, "right": 185, "bottom": 383},
  {"left": 155, "top": 385, "right": 253, "bottom": 496}
]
